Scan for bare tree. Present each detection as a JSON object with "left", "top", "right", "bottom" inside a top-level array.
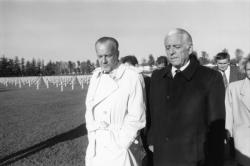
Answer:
[
  {"left": 199, "top": 51, "right": 210, "bottom": 65},
  {"left": 235, "top": 48, "right": 244, "bottom": 64},
  {"left": 148, "top": 54, "right": 155, "bottom": 66}
]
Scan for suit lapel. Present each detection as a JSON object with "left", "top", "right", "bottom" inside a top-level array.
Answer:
[
  {"left": 229, "top": 66, "right": 236, "bottom": 83},
  {"left": 240, "top": 78, "right": 250, "bottom": 111}
]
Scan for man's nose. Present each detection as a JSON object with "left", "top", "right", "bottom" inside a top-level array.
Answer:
[
  {"left": 103, "top": 56, "right": 108, "bottom": 63},
  {"left": 169, "top": 48, "right": 175, "bottom": 55}
]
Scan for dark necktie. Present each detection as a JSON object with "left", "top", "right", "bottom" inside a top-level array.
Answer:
[
  {"left": 175, "top": 69, "right": 181, "bottom": 77},
  {"left": 175, "top": 69, "right": 181, "bottom": 74},
  {"left": 222, "top": 71, "right": 228, "bottom": 88}
]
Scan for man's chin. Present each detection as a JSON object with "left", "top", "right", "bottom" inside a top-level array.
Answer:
[
  {"left": 171, "top": 63, "right": 181, "bottom": 68},
  {"left": 102, "top": 67, "right": 111, "bottom": 73}
]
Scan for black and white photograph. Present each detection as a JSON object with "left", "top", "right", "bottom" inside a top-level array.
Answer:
[{"left": 1, "top": 0, "right": 250, "bottom": 166}]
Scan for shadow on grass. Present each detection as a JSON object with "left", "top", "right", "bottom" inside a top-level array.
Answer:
[
  {"left": 0, "top": 123, "right": 87, "bottom": 166},
  {"left": 0, "top": 88, "right": 18, "bottom": 93}
]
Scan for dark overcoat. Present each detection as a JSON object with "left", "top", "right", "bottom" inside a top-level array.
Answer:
[{"left": 149, "top": 57, "right": 225, "bottom": 166}]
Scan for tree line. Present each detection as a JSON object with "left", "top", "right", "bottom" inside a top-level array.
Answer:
[
  {"left": 0, "top": 56, "right": 96, "bottom": 77},
  {"left": 0, "top": 48, "right": 248, "bottom": 77},
  {"left": 140, "top": 49, "right": 247, "bottom": 67}
]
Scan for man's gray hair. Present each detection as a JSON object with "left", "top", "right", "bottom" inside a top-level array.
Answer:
[
  {"left": 165, "top": 28, "right": 193, "bottom": 46},
  {"left": 95, "top": 36, "right": 119, "bottom": 50}
]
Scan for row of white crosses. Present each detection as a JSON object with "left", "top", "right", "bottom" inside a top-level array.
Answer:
[
  {"left": 76, "top": 75, "right": 91, "bottom": 89},
  {"left": 43, "top": 75, "right": 90, "bottom": 91},
  {"left": 0, "top": 75, "right": 91, "bottom": 91},
  {"left": 0, "top": 77, "right": 41, "bottom": 89},
  {"left": 43, "top": 76, "right": 74, "bottom": 91}
]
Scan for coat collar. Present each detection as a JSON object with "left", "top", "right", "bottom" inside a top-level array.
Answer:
[
  {"left": 240, "top": 78, "right": 250, "bottom": 111},
  {"left": 94, "top": 63, "right": 126, "bottom": 80},
  {"left": 89, "top": 64, "right": 127, "bottom": 108},
  {"left": 162, "top": 56, "right": 199, "bottom": 81}
]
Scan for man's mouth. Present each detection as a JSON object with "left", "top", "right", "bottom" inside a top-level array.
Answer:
[{"left": 170, "top": 57, "right": 178, "bottom": 61}]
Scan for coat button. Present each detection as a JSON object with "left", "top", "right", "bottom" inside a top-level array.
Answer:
[
  {"left": 166, "top": 96, "right": 170, "bottom": 100},
  {"left": 165, "top": 137, "right": 169, "bottom": 141}
]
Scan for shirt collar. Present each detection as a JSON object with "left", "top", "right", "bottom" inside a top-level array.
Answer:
[
  {"left": 171, "top": 60, "right": 190, "bottom": 77},
  {"left": 219, "top": 66, "right": 230, "bottom": 80},
  {"left": 162, "top": 56, "right": 199, "bottom": 81}
]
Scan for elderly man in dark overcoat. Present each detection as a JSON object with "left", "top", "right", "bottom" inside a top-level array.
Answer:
[{"left": 149, "top": 28, "right": 225, "bottom": 166}]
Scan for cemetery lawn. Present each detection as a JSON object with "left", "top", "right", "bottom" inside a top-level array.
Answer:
[{"left": 0, "top": 84, "right": 87, "bottom": 166}]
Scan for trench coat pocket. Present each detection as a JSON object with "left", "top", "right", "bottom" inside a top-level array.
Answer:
[{"left": 233, "top": 126, "right": 250, "bottom": 157}]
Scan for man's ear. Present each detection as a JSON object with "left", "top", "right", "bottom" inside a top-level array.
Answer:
[
  {"left": 117, "top": 50, "right": 120, "bottom": 59},
  {"left": 188, "top": 45, "right": 193, "bottom": 55}
]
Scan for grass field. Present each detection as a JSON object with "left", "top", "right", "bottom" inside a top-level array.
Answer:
[
  {"left": 0, "top": 83, "right": 88, "bottom": 166},
  {"left": 0, "top": 82, "right": 238, "bottom": 166}
]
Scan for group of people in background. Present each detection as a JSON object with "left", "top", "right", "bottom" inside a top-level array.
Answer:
[{"left": 84, "top": 28, "right": 250, "bottom": 166}]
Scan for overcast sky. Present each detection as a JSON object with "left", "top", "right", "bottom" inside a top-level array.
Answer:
[{"left": 1, "top": 0, "right": 250, "bottom": 63}]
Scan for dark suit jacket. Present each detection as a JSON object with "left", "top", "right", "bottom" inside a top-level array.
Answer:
[
  {"left": 141, "top": 75, "right": 151, "bottom": 146},
  {"left": 149, "top": 57, "right": 225, "bottom": 166},
  {"left": 213, "top": 65, "right": 245, "bottom": 83}
]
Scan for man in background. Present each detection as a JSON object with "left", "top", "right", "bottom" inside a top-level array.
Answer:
[
  {"left": 155, "top": 56, "right": 168, "bottom": 69},
  {"left": 121, "top": 55, "right": 153, "bottom": 166},
  {"left": 215, "top": 52, "right": 244, "bottom": 88},
  {"left": 120, "top": 55, "right": 139, "bottom": 67}
]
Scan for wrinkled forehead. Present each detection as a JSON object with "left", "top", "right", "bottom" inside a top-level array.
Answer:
[
  {"left": 165, "top": 34, "right": 184, "bottom": 44},
  {"left": 217, "top": 58, "right": 230, "bottom": 64},
  {"left": 165, "top": 34, "right": 191, "bottom": 45},
  {"left": 95, "top": 41, "right": 116, "bottom": 53}
]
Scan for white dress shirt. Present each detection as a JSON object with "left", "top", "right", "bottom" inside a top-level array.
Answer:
[
  {"left": 219, "top": 66, "right": 230, "bottom": 82},
  {"left": 171, "top": 60, "right": 190, "bottom": 77}
]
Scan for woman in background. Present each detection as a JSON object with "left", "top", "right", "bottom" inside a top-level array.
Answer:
[{"left": 225, "top": 55, "right": 250, "bottom": 166}]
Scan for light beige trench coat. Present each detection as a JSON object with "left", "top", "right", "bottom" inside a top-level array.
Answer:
[
  {"left": 225, "top": 78, "right": 250, "bottom": 161},
  {"left": 85, "top": 64, "right": 146, "bottom": 166}
]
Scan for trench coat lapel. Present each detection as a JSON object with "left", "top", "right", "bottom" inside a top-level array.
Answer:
[
  {"left": 90, "top": 64, "right": 126, "bottom": 108},
  {"left": 240, "top": 78, "right": 250, "bottom": 111},
  {"left": 92, "top": 74, "right": 118, "bottom": 107},
  {"left": 85, "top": 69, "right": 101, "bottom": 109}
]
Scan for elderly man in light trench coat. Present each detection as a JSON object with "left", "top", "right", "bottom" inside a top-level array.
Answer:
[
  {"left": 225, "top": 56, "right": 250, "bottom": 166},
  {"left": 85, "top": 37, "right": 146, "bottom": 166}
]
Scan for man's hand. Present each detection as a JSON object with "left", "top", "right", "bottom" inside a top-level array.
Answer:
[
  {"left": 148, "top": 145, "right": 154, "bottom": 152},
  {"left": 225, "top": 130, "right": 231, "bottom": 143},
  {"left": 98, "top": 121, "right": 109, "bottom": 130}
]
